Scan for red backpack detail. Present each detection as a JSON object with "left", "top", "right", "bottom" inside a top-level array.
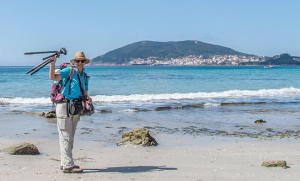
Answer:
[{"left": 50, "top": 63, "right": 74, "bottom": 103}]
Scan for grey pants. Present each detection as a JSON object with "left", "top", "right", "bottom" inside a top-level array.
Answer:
[{"left": 56, "top": 102, "right": 80, "bottom": 169}]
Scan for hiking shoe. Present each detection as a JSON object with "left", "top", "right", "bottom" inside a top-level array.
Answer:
[
  {"left": 63, "top": 166, "right": 83, "bottom": 173},
  {"left": 60, "top": 165, "right": 80, "bottom": 170}
]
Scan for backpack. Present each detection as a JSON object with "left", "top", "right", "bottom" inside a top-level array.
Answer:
[
  {"left": 50, "top": 63, "right": 89, "bottom": 103},
  {"left": 50, "top": 63, "right": 75, "bottom": 103}
]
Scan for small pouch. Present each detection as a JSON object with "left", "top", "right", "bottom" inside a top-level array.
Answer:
[{"left": 69, "top": 99, "right": 83, "bottom": 115}]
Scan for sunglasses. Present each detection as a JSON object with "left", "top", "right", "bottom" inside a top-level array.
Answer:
[{"left": 75, "top": 59, "right": 86, "bottom": 63}]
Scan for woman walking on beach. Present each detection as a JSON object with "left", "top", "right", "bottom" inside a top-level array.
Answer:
[{"left": 49, "top": 51, "right": 92, "bottom": 173}]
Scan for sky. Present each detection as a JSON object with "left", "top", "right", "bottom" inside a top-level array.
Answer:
[{"left": 0, "top": 0, "right": 299, "bottom": 66}]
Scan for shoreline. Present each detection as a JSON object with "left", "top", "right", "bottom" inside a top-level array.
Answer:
[{"left": 1, "top": 137, "right": 300, "bottom": 180}]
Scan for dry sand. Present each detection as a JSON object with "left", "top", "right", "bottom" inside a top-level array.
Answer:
[{"left": 1, "top": 138, "right": 300, "bottom": 181}]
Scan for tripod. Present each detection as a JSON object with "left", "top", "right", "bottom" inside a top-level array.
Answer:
[{"left": 25, "top": 47, "right": 67, "bottom": 75}]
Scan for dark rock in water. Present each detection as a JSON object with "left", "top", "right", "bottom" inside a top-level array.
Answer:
[
  {"left": 41, "top": 110, "right": 56, "bottom": 118},
  {"left": 117, "top": 128, "right": 158, "bottom": 147},
  {"left": 2, "top": 142, "right": 40, "bottom": 155},
  {"left": 261, "top": 160, "right": 287, "bottom": 168},
  {"left": 99, "top": 110, "right": 113, "bottom": 113},
  {"left": 255, "top": 119, "right": 267, "bottom": 123}
]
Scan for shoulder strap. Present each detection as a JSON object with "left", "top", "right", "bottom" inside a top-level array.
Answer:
[
  {"left": 84, "top": 73, "right": 88, "bottom": 86},
  {"left": 60, "top": 67, "right": 74, "bottom": 95},
  {"left": 75, "top": 70, "right": 85, "bottom": 97}
]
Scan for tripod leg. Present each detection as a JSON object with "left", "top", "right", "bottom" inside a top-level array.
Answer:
[
  {"left": 24, "top": 50, "right": 58, "bottom": 55},
  {"left": 26, "top": 53, "right": 58, "bottom": 74},
  {"left": 30, "top": 59, "right": 53, "bottom": 75},
  {"left": 26, "top": 58, "right": 52, "bottom": 74},
  {"left": 42, "top": 52, "right": 59, "bottom": 60}
]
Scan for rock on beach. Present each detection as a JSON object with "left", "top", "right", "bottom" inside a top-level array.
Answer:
[
  {"left": 41, "top": 110, "right": 56, "bottom": 118},
  {"left": 117, "top": 128, "right": 158, "bottom": 146},
  {"left": 261, "top": 160, "right": 287, "bottom": 168},
  {"left": 255, "top": 119, "right": 267, "bottom": 123},
  {"left": 2, "top": 142, "right": 40, "bottom": 155}
]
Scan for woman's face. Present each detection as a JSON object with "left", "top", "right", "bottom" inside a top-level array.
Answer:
[{"left": 74, "top": 58, "right": 86, "bottom": 71}]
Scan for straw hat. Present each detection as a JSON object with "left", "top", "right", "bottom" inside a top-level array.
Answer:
[{"left": 70, "top": 51, "right": 90, "bottom": 64}]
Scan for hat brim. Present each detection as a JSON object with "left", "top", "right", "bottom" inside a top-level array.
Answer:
[{"left": 70, "top": 58, "right": 90, "bottom": 64}]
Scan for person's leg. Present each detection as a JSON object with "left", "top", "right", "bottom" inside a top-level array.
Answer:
[
  {"left": 70, "top": 114, "right": 80, "bottom": 150},
  {"left": 62, "top": 114, "right": 83, "bottom": 173},
  {"left": 56, "top": 103, "right": 75, "bottom": 169}
]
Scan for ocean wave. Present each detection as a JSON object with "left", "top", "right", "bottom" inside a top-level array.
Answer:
[
  {"left": 0, "top": 97, "right": 51, "bottom": 104},
  {"left": 1, "top": 87, "right": 300, "bottom": 104},
  {"left": 93, "top": 87, "right": 300, "bottom": 102}
]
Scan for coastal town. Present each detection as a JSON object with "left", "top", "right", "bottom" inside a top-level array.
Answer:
[{"left": 130, "top": 55, "right": 266, "bottom": 66}]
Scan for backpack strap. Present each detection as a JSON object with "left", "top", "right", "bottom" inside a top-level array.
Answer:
[
  {"left": 84, "top": 72, "right": 90, "bottom": 86},
  {"left": 74, "top": 69, "right": 88, "bottom": 111},
  {"left": 84, "top": 73, "right": 88, "bottom": 86},
  {"left": 68, "top": 67, "right": 74, "bottom": 95},
  {"left": 60, "top": 67, "right": 74, "bottom": 95},
  {"left": 76, "top": 71, "right": 85, "bottom": 97}
]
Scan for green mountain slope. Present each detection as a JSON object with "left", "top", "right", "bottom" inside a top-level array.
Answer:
[{"left": 91, "top": 40, "right": 248, "bottom": 65}]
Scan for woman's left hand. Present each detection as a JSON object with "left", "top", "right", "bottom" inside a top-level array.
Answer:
[{"left": 87, "top": 96, "right": 92, "bottom": 104}]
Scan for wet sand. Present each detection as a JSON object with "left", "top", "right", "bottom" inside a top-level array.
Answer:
[{"left": 2, "top": 107, "right": 300, "bottom": 143}]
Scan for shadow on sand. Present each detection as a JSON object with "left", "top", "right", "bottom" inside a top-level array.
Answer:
[{"left": 83, "top": 166, "right": 178, "bottom": 173}]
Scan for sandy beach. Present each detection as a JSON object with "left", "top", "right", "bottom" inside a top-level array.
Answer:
[{"left": 1, "top": 136, "right": 300, "bottom": 181}]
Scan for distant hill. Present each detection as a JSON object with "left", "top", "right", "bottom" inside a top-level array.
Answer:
[
  {"left": 91, "top": 40, "right": 249, "bottom": 65},
  {"left": 262, "top": 53, "right": 300, "bottom": 65}
]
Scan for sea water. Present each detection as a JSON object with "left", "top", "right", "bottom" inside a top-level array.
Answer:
[{"left": 1, "top": 66, "right": 300, "bottom": 143}]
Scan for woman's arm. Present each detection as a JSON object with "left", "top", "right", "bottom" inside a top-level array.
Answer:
[{"left": 49, "top": 55, "right": 62, "bottom": 81}]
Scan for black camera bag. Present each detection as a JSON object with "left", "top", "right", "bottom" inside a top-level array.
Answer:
[{"left": 69, "top": 98, "right": 83, "bottom": 115}]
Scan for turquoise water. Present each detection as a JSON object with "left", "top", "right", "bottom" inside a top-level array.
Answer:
[
  {"left": 1, "top": 66, "right": 300, "bottom": 109},
  {"left": 1, "top": 65, "right": 300, "bottom": 141},
  {"left": 2, "top": 65, "right": 300, "bottom": 96}
]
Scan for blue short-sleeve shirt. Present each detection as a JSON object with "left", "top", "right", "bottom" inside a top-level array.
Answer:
[{"left": 59, "top": 67, "right": 89, "bottom": 100}]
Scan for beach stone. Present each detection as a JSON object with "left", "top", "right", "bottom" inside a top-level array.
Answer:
[
  {"left": 2, "top": 142, "right": 40, "bottom": 155},
  {"left": 117, "top": 128, "right": 158, "bottom": 146},
  {"left": 255, "top": 119, "right": 267, "bottom": 123},
  {"left": 261, "top": 160, "right": 287, "bottom": 168},
  {"left": 41, "top": 110, "right": 56, "bottom": 118}
]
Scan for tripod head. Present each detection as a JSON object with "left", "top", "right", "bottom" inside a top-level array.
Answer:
[{"left": 25, "top": 47, "right": 67, "bottom": 75}]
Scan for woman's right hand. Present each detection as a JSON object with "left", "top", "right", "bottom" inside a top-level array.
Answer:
[
  {"left": 50, "top": 55, "right": 57, "bottom": 64},
  {"left": 49, "top": 55, "right": 61, "bottom": 81}
]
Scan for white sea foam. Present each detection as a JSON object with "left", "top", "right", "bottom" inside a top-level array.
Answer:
[
  {"left": 1, "top": 87, "right": 300, "bottom": 104},
  {"left": 203, "top": 103, "right": 221, "bottom": 107},
  {"left": 93, "top": 87, "right": 300, "bottom": 102},
  {"left": 0, "top": 97, "right": 51, "bottom": 104}
]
